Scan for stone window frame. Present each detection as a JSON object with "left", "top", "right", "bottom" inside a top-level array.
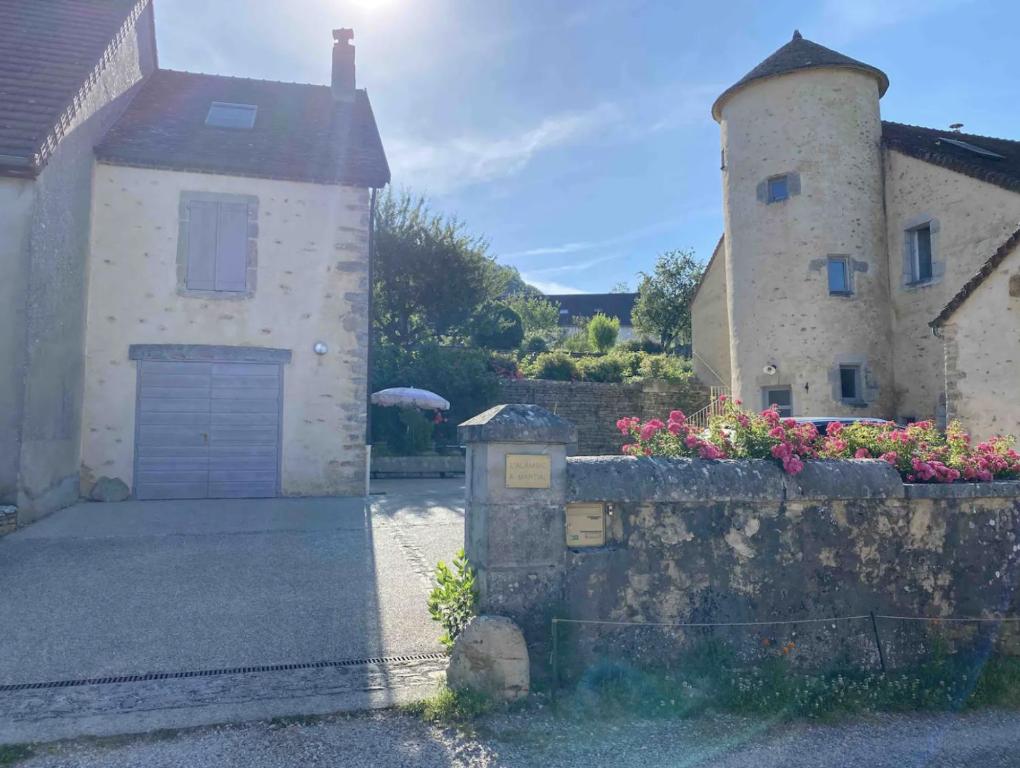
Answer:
[
  {"left": 761, "top": 385, "right": 793, "bottom": 417},
  {"left": 829, "top": 356, "right": 876, "bottom": 408},
  {"left": 901, "top": 213, "right": 943, "bottom": 290},
  {"left": 757, "top": 171, "right": 801, "bottom": 205},
  {"left": 826, "top": 254, "right": 853, "bottom": 297},
  {"left": 177, "top": 191, "right": 259, "bottom": 300}
]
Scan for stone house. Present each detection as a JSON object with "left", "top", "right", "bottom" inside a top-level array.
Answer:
[
  {"left": 691, "top": 32, "right": 1019, "bottom": 439},
  {"left": 1, "top": 0, "right": 388, "bottom": 518}
]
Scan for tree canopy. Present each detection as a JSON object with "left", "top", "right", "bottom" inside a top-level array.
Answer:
[
  {"left": 372, "top": 190, "right": 525, "bottom": 348},
  {"left": 631, "top": 249, "right": 704, "bottom": 351}
]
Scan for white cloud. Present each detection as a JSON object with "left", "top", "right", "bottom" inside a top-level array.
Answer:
[
  {"left": 520, "top": 276, "right": 585, "bottom": 295},
  {"left": 523, "top": 253, "right": 622, "bottom": 277},
  {"left": 386, "top": 103, "right": 620, "bottom": 195},
  {"left": 817, "top": 0, "right": 970, "bottom": 40}
]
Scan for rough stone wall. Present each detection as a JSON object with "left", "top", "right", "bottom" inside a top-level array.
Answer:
[
  {"left": 690, "top": 238, "right": 730, "bottom": 389},
  {"left": 720, "top": 68, "right": 895, "bottom": 417},
  {"left": 498, "top": 378, "right": 709, "bottom": 455},
  {"left": 470, "top": 450, "right": 1020, "bottom": 675},
  {"left": 884, "top": 150, "right": 1020, "bottom": 424},
  {"left": 0, "top": 179, "right": 34, "bottom": 504},
  {"left": 82, "top": 164, "right": 371, "bottom": 496},
  {"left": 11, "top": 3, "right": 157, "bottom": 522},
  {"left": 941, "top": 245, "right": 1020, "bottom": 441}
]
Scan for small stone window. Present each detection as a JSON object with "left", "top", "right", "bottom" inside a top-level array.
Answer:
[
  {"left": 908, "top": 224, "right": 934, "bottom": 283},
  {"left": 827, "top": 256, "right": 851, "bottom": 295},
  {"left": 757, "top": 172, "right": 800, "bottom": 205},
  {"left": 839, "top": 364, "right": 862, "bottom": 402},
  {"left": 762, "top": 386, "right": 793, "bottom": 417},
  {"left": 768, "top": 176, "right": 788, "bottom": 202}
]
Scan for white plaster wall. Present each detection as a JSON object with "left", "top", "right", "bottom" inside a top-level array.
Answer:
[
  {"left": 82, "top": 164, "right": 371, "bottom": 497},
  {"left": 720, "top": 68, "right": 894, "bottom": 417},
  {"left": 884, "top": 150, "right": 1020, "bottom": 422},
  {"left": 942, "top": 246, "right": 1020, "bottom": 441},
  {"left": 690, "top": 238, "right": 731, "bottom": 389}
]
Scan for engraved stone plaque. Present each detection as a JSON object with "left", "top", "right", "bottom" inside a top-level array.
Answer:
[
  {"left": 505, "top": 454, "right": 551, "bottom": 489},
  {"left": 566, "top": 502, "right": 605, "bottom": 547}
]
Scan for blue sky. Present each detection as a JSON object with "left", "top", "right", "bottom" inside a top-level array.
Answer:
[{"left": 155, "top": 0, "right": 1019, "bottom": 293}]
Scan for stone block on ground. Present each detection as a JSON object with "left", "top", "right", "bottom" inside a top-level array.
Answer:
[
  {"left": 446, "top": 615, "right": 530, "bottom": 701},
  {"left": 90, "top": 476, "right": 130, "bottom": 502}
]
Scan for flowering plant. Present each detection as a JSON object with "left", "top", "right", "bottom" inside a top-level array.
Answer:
[{"left": 616, "top": 397, "right": 1020, "bottom": 483}]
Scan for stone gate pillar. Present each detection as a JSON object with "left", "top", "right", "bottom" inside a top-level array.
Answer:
[{"left": 458, "top": 404, "right": 576, "bottom": 668}]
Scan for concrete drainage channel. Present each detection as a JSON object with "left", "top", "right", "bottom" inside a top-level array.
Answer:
[{"left": 0, "top": 653, "right": 449, "bottom": 745}]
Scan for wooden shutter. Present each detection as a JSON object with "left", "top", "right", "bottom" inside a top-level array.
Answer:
[
  {"left": 214, "top": 202, "right": 249, "bottom": 292},
  {"left": 186, "top": 201, "right": 218, "bottom": 290}
]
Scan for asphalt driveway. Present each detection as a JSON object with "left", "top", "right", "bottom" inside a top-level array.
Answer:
[{"left": 0, "top": 479, "right": 466, "bottom": 742}]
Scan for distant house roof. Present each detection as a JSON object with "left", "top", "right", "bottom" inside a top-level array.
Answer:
[
  {"left": 95, "top": 69, "right": 390, "bottom": 187},
  {"left": 931, "top": 225, "right": 1020, "bottom": 327},
  {"left": 0, "top": 0, "right": 148, "bottom": 177},
  {"left": 712, "top": 31, "right": 888, "bottom": 121},
  {"left": 546, "top": 293, "right": 638, "bottom": 327},
  {"left": 883, "top": 122, "right": 1020, "bottom": 196}
]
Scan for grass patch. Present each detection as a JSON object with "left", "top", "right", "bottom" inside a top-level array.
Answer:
[
  {"left": 0, "top": 745, "right": 34, "bottom": 766},
  {"left": 558, "top": 649, "right": 1020, "bottom": 723},
  {"left": 403, "top": 685, "right": 497, "bottom": 726}
]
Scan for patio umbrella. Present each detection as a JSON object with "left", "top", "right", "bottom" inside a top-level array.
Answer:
[{"left": 370, "top": 387, "right": 450, "bottom": 410}]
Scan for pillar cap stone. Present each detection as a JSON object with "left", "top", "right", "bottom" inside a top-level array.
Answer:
[{"left": 459, "top": 404, "right": 577, "bottom": 445}]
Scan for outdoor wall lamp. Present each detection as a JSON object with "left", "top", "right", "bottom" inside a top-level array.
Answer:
[{"left": 313, "top": 341, "right": 328, "bottom": 355}]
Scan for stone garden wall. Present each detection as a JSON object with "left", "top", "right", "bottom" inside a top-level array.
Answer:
[
  {"left": 460, "top": 405, "right": 1020, "bottom": 679},
  {"left": 498, "top": 378, "right": 709, "bottom": 455}
]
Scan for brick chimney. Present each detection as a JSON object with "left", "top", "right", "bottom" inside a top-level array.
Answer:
[{"left": 332, "top": 28, "right": 356, "bottom": 102}]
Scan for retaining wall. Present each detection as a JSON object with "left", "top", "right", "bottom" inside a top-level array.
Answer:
[
  {"left": 459, "top": 405, "right": 1020, "bottom": 679},
  {"left": 498, "top": 378, "right": 708, "bottom": 455}
]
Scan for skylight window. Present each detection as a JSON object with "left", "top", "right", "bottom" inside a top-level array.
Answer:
[
  {"left": 937, "top": 137, "right": 1005, "bottom": 159},
  {"left": 205, "top": 102, "right": 257, "bottom": 130}
]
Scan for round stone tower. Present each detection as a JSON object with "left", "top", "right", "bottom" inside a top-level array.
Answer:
[{"left": 714, "top": 31, "right": 894, "bottom": 418}]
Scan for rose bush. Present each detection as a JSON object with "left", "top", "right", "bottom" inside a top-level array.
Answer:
[{"left": 616, "top": 397, "right": 1020, "bottom": 483}]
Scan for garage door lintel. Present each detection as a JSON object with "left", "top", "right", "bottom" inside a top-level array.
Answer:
[{"left": 128, "top": 344, "right": 292, "bottom": 364}]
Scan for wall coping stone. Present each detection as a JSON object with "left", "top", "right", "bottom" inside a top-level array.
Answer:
[
  {"left": 459, "top": 404, "right": 577, "bottom": 445},
  {"left": 128, "top": 344, "right": 292, "bottom": 364},
  {"left": 566, "top": 456, "right": 906, "bottom": 502},
  {"left": 904, "top": 481, "right": 1020, "bottom": 499}
]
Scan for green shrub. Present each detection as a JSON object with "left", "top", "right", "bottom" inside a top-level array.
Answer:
[
  {"left": 488, "top": 351, "right": 520, "bottom": 380},
  {"left": 609, "top": 350, "right": 643, "bottom": 379},
  {"left": 617, "top": 338, "right": 665, "bottom": 354},
  {"left": 638, "top": 353, "right": 693, "bottom": 382},
  {"left": 530, "top": 352, "right": 579, "bottom": 381},
  {"left": 587, "top": 312, "right": 620, "bottom": 353},
  {"left": 427, "top": 549, "right": 478, "bottom": 648},
  {"left": 523, "top": 335, "right": 548, "bottom": 353},
  {"left": 576, "top": 356, "right": 625, "bottom": 383},
  {"left": 398, "top": 408, "right": 434, "bottom": 455}
]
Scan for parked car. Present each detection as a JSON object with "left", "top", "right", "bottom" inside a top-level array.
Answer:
[{"left": 793, "top": 417, "right": 895, "bottom": 434}]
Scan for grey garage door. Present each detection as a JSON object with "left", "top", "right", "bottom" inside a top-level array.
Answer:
[{"left": 134, "top": 360, "right": 282, "bottom": 499}]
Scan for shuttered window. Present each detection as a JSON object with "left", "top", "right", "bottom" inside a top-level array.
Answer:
[{"left": 185, "top": 200, "right": 249, "bottom": 293}]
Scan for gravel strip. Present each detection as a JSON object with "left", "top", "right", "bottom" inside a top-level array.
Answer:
[{"left": 12, "top": 707, "right": 1020, "bottom": 767}]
